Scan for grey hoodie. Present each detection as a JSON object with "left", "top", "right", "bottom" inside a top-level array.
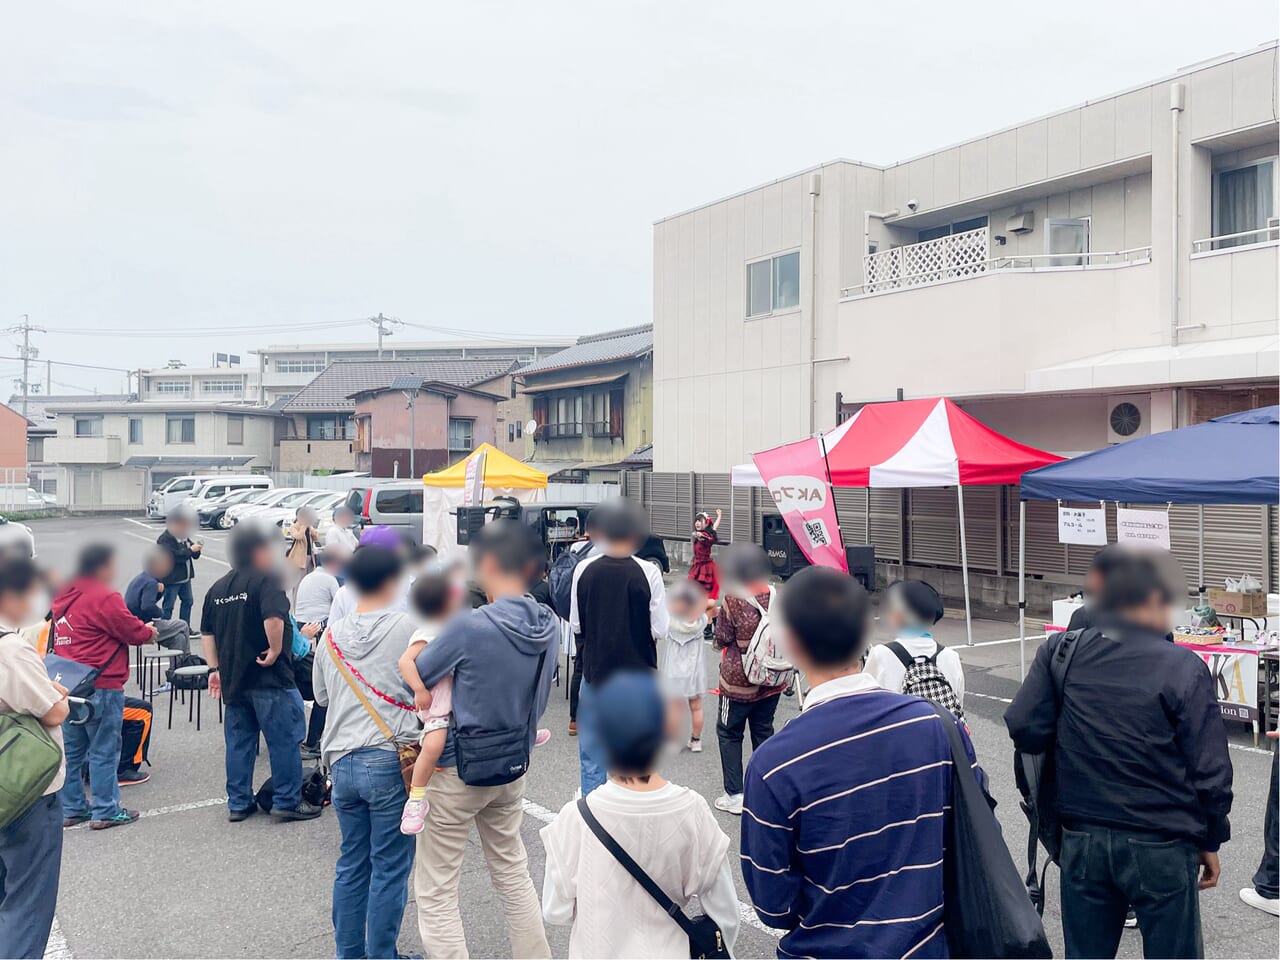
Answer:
[
  {"left": 414, "top": 595, "right": 559, "bottom": 767},
  {"left": 313, "top": 609, "right": 420, "bottom": 769}
]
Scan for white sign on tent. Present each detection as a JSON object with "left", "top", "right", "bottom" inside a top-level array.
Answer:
[
  {"left": 1057, "top": 506, "right": 1107, "bottom": 545},
  {"left": 1116, "top": 506, "right": 1171, "bottom": 550}
]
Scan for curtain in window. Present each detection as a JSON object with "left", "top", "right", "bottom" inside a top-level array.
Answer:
[{"left": 1217, "top": 165, "right": 1273, "bottom": 247}]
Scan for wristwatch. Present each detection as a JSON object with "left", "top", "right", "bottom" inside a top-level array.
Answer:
[{"left": 208, "top": 666, "right": 219, "bottom": 674}]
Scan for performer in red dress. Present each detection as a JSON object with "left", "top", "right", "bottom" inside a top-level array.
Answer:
[{"left": 688, "top": 509, "right": 723, "bottom": 599}]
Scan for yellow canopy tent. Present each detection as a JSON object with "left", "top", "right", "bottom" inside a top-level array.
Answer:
[
  {"left": 422, "top": 443, "right": 547, "bottom": 489},
  {"left": 421, "top": 444, "right": 548, "bottom": 554}
]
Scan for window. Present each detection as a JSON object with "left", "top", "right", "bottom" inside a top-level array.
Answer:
[
  {"left": 1213, "top": 159, "right": 1277, "bottom": 247},
  {"left": 227, "top": 415, "right": 244, "bottom": 445},
  {"left": 166, "top": 416, "right": 196, "bottom": 444},
  {"left": 128, "top": 418, "right": 143, "bottom": 444},
  {"left": 448, "top": 418, "right": 473, "bottom": 451},
  {"left": 74, "top": 416, "right": 103, "bottom": 438},
  {"left": 152, "top": 380, "right": 190, "bottom": 396},
  {"left": 306, "top": 414, "right": 355, "bottom": 440},
  {"left": 746, "top": 250, "right": 800, "bottom": 318},
  {"left": 201, "top": 379, "right": 243, "bottom": 395},
  {"left": 508, "top": 423, "right": 515, "bottom": 443},
  {"left": 516, "top": 420, "right": 522, "bottom": 439},
  {"left": 373, "top": 488, "right": 424, "bottom": 515},
  {"left": 1045, "top": 218, "right": 1090, "bottom": 266},
  {"left": 917, "top": 215, "right": 988, "bottom": 243},
  {"left": 588, "top": 388, "right": 623, "bottom": 437},
  {"left": 275, "top": 358, "right": 326, "bottom": 374}
]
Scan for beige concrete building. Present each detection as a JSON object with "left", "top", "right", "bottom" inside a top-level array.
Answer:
[
  {"left": 649, "top": 42, "right": 1278, "bottom": 602},
  {"left": 653, "top": 42, "right": 1278, "bottom": 469}
]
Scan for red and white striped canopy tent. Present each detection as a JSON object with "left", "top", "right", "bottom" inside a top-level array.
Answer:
[{"left": 820, "top": 397, "right": 1064, "bottom": 488}]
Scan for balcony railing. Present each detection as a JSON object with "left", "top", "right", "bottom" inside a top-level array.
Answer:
[
  {"left": 588, "top": 420, "right": 621, "bottom": 438},
  {"left": 1192, "top": 223, "right": 1280, "bottom": 253},
  {"left": 540, "top": 422, "right": 583, "bottom": 440},
  {"left": 843, "top": 230, "right": 1152, "bottom": 299},
  {"left": 45, "top": 435, "right": 123, "bottom": 464}
]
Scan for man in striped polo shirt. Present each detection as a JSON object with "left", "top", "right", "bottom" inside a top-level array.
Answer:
[{"left": 741, "top": 566, "right": 979, "bottom": 959}]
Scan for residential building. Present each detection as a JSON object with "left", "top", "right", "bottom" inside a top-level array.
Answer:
[
  {"left": 138, "top": 366, "right": 259, "bottom": 404},
  {"left": 279, "top": 359, "right": 518, "bottom": 474},
  {"left": 519, "top": 324, "right": 654, "bottom": 482},
  {"left": 43, "top": 401, "right": 280, "bottom": 509},
  {"left": 348, "top": 379, "right": 506, "bottom": 477},
  {"left": 0, "top": 403, "right": 29, "bottom": 473},
  {"left": 650, "top": 42, "right": 1279, "bottom": 601},
  {"left": 256, "top": 337, "right": 571, "bottom": 404}
]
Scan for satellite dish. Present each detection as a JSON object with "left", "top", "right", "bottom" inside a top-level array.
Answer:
[{"left": 526, "top": 419, "right": 538, "bottom": 435}]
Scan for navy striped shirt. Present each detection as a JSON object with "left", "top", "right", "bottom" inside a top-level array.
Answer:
[{"left": 741, "top": 674, "right": 977, "bottom": 959}]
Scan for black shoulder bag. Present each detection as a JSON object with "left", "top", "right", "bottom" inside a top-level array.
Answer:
[
  {"left": 932, "top": 704, "right": 1050, "bottom": 959},
  {"left": 576, "top": 798, "right": 730, "bottom": 959},
  {"left": 1013, "top": 627, "right": 1089, "bottom": 914},
  {"left": 451, "top": 647, "right": 548, "bottom": 787}
]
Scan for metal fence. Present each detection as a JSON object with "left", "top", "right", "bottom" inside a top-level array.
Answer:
[
  {"left": 625, "top": 470, "right": 1278, "bottom": 595},
  {"left": 0, "top": 467, "right": 60, "bottom": 513}
]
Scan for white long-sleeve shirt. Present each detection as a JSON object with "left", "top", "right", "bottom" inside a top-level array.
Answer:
[
  {"left": 863, "top": 631, "right": 965, "bottom": 706},
  {"left": 541, "top": 780, "right": 740, "bottom": 959}
]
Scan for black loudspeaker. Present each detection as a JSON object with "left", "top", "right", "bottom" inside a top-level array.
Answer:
[
  {"left": 845, "top": 545, "right": 876, "bottom": 591},
  {"left": 456, "top": 507, "right": 487, "bottom": 545},
  {"left": 762, "top": 515, "right": 811, "bottom": 580}
]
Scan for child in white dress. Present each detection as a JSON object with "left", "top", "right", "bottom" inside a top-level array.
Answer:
[
  {"left": 660, "top": 581, "right": 710, "bottom": 752},
  {"left": 540, "top": 671, "right": 739, "bottom": 959}
]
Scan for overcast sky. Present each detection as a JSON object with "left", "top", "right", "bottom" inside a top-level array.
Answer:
[{"left": 1, "top": 1, "right": 1274, "bottom": 395}]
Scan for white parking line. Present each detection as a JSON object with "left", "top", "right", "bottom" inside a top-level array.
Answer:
[
  {"left": 62, "top": 796, "right": 228, "bottom": 831},
  {"left": 43, "top": 919, "right": 72, "bottom": 960},
  {"left": 519, "top": 797, "right": 784, "bottom": 939},
  {"left": 118, "top": 527, "right": 230, "bottom": 566},
  {"left": 122, "top": 517, "right": 154, "bottom": 529},
  {"left": 957, "top": 634, "right": 1047, "bottom": 650}
]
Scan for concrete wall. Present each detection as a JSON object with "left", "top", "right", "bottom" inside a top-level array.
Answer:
[{"left": 277, "top": 438, "right": 357, "bottom": 473}]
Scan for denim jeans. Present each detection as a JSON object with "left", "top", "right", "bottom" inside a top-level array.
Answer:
[
  {"left": 576, "top": 679, "right": 607, "bottom": 796},
  {"left": 331, "top": 747, "right": 414, "bottom": 959},
  {"left": 0, "top": 793, "right": 63, "bottom": 959},
  {"left": 1060, "top": 821, "right": 1203, "bottom": 959},
  {"left": 1254, "top": 749, "right": 1279, "bottom": 900},
  {"left": 161, "top": 580, "right": 194, "bottom": 623},
  {"left": 60, "top": 687, "right": 124, "bottom": 821},
  {"left": 223, "top": 686, "right": 305, "bottom": 813}
]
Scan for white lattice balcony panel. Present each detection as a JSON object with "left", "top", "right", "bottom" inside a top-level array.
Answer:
[{"left": 863, "top": 227, "right": 990, "bottom": 293}]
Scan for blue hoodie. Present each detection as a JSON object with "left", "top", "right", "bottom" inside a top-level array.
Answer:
[{"left": 414, "top": 595, "right": 559, "bottom": 767}]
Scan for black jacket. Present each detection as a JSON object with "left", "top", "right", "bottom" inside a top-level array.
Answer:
[
  {"left": 1005, "top": 618, "right": 1233, "bottom": 850},
  {"left": 156, "top": 530, "right": 199, "bottom": 585}
]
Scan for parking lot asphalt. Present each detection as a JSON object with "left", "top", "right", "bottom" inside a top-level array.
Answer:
[{"left": 26, "top": 516, "right": 1279, "bottom": 959}]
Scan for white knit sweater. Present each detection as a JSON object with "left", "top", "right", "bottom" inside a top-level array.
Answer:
[{"left": 540, "top": 781, "right": 740, "bottom": 959}]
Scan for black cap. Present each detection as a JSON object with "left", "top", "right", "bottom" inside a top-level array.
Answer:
[{"left": 894, "top": 580, "right": 944, "bottom": 625}]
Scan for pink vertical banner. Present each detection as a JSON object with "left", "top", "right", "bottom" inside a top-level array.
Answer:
[{"left": 753, "top": 438, "right": 848, "bottom": 572}]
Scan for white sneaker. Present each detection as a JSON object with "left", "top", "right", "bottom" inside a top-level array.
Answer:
[
  {"left": 1240, "top": 887, "right": 1280, "bottom": 917},
  {"left": 713, "top": 793, "right": 743, "bottom": 815},
  {"left": 1123, "top": 909, "right": 1137, "bottom": 928},
  {"left": 688, "top": 738, "right": 703, "bottom": 753}
]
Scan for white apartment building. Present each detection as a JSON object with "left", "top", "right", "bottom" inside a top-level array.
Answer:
[
  {"left": 139, "top": 366, "right": 261, "bottom": 403},
  {"left": 44, "top": 402, "right": 280, "bottom": 509},
  {"left": 650, "top": 42, "right": 1278, "bottom": 600}
]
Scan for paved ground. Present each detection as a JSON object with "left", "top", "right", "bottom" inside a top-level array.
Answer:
[{"left": 29, "top": 516, "right": 1279, "bottom": 959}]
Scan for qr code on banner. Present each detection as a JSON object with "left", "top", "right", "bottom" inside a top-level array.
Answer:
[{"left": 803, "top": 519, "right": 830, "bottom": 548}]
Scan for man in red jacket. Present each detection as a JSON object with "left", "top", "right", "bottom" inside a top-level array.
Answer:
[{"left": 52, "top": 543, "right": 157, "bottom": 830}]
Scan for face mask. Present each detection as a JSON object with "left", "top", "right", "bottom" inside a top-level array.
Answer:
[{"left": 30, "top": 587, "right": 51, "bottom": 622}]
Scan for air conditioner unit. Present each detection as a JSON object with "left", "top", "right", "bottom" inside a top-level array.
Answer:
[{"left": 1106, "top": 394, "right": 1150, "bottom": 444}]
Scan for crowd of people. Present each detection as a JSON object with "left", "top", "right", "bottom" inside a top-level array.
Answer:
[{"left": 0, "top": 495, "right": 1275, "bottom": 960}]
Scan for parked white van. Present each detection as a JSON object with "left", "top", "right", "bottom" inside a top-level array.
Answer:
[{"left": 147, "top": 474, "right": 273, "bottom": 519}]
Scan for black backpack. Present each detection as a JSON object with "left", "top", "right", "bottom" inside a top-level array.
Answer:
[
  {"left": 1013, "top": 627, "right": 1090, "bottom": 914},
  {"left": 166, "top": 653, "right": 209, "bottom": 690},
  {"left": 256, "top": 766, "right": 332, "bottom": 812}
]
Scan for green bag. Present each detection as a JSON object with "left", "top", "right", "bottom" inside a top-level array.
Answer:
[{"left": 0, "top": 713, "right": 61, "bottom": 830}]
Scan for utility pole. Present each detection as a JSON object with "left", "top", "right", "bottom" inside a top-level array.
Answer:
[
  {"left": 3, "top": 315, "right": 47, "bottom": 418},
  {"left": 369, "top": 313, "right": 402, "bottom": 359}
]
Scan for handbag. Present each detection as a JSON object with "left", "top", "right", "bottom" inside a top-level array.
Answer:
[
  {"left": 450, "top": 649, "right": 547, "bottom": 787},
  {"left": 44, "top": 651, "right": 100, "bottom": 700},
  {"left": 932, "top": 704, "right": 1050, "bottom": 959},
  {"left": 576, "top": 798, "right": 730, "bottom": 959},
  {"left": 325, "top": 636, "right": 420, "bottom": 790}
]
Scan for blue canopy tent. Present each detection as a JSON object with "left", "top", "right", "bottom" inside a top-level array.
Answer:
[{"left": 1013, "top": 406, "right": 1280, "bottom": 674}]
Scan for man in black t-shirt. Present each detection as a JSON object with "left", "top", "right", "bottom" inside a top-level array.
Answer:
[
  {"left": 568, "top": 500, "right": 668, "bottom": 796},
  {"left": 201, "top": 522, "right": 320, "bottom": 822}
]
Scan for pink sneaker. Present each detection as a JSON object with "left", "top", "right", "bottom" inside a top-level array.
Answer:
[
  {"left": 400, "top": 796, "right": 429, "bottom": 835},
  {"left": 534, "top": 728, "right": 551, "bottom": 747}
]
